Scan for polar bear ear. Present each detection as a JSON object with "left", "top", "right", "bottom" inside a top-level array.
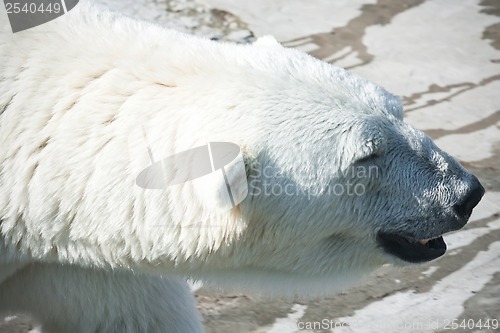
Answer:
[
  {"left": 347, "top": 120, "right": 387, "bottom": 165},
  {"left": 254, "top": 35, "right": 281, "bottom": 47},
  {"left": 352, "top": 136, "right": 386, "bottom": 164},
  {"left": 384, "top": 93, "right": 404, "bottom": 120}
]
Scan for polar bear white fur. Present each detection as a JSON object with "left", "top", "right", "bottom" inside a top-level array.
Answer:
[{"left": 0, "top": 1, "right": 483, "bottom": 332}]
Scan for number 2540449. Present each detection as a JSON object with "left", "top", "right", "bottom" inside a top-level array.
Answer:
[{"left": 5, "top": 2, "right": 62, "bottom": 14}]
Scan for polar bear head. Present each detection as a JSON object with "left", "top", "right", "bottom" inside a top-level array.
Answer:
[{"left": 134, "top": 37, "right": 484, "bottom": 296}]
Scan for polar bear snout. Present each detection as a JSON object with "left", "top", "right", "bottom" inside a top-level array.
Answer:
[
  {"left": 377, "top": 170, "right": 484, "bottom": 264},
  {"left": 453, "top": 175, "right": 485, "bottom": 222}
]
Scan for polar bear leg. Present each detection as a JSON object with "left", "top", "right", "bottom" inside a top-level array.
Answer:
[{"left": 0, "top": 263, "right": 203, "bottom": 333}]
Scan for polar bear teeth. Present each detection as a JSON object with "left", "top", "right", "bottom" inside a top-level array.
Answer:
[
  {"left": 418, "top": 239, "right": 430, "bottom": 245},
  {"left": 417, "top": 237, "right": 442, "bottom": 246}
]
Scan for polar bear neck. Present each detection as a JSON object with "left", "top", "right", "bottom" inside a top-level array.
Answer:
[{"left": 0, "top": 1, "right": 396, "bottom": 287}]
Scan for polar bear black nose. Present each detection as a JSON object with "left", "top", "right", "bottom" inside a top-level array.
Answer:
[{"left": 453, "top": 176, "right": 485, "bottom": 220}]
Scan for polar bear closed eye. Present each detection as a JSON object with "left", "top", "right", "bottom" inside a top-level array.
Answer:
[{"left": 0, "top": 2, "right": 484, "bottom": 332}]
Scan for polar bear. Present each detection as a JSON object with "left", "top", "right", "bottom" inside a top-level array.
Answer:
[{"left": 0, "top": 1, "right": 484, "bottom": 332}]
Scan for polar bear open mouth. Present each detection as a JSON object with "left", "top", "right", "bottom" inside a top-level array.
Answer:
[{"left": 377, "top": 233, "right": 447, "bottom": 263}]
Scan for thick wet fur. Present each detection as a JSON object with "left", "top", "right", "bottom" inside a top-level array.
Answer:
[{"left": 0, "top": 1, "right": 483, "bottom": 332}]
